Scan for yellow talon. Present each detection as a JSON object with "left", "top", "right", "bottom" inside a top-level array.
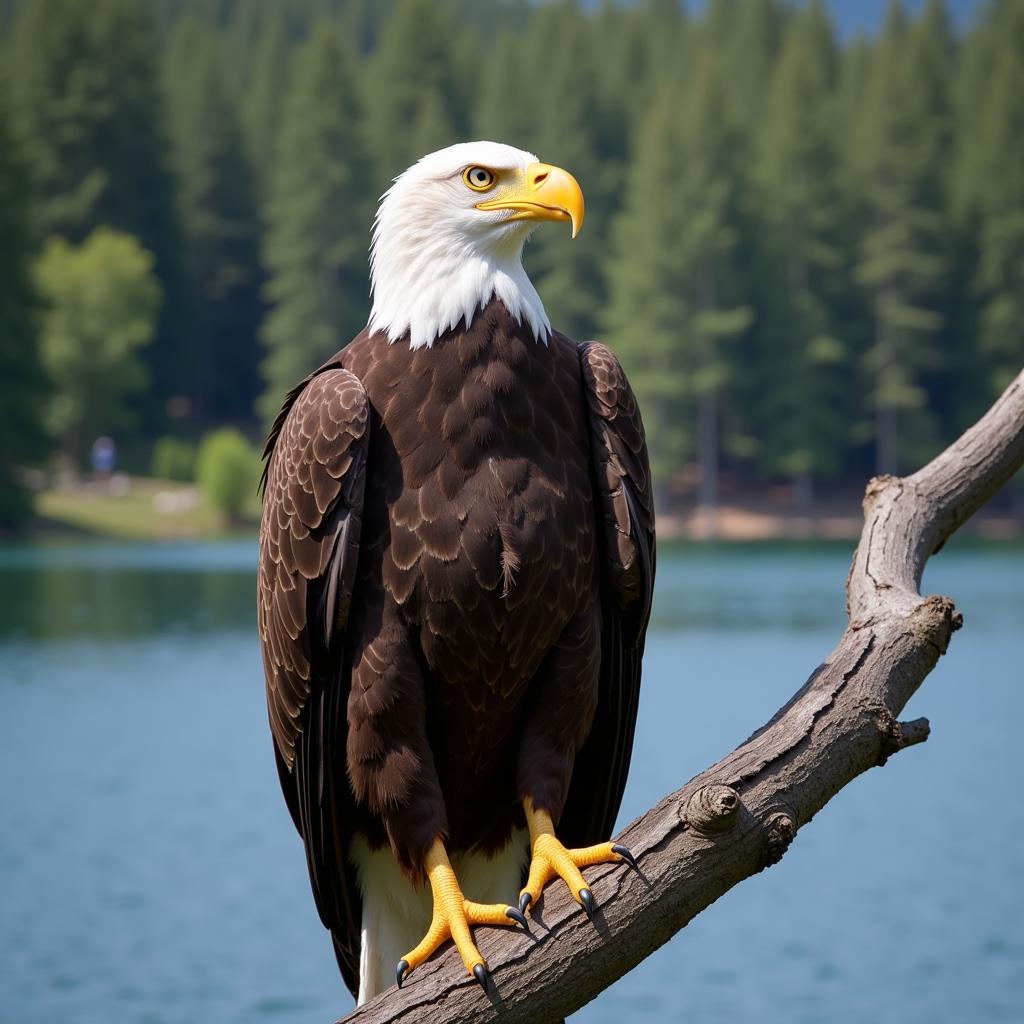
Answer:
[
  {"left": 519, "top": 798, "right": 630, "bottom": 916},
  {"left": 395, "top": 839, "right": 524, "bottom": 991}
]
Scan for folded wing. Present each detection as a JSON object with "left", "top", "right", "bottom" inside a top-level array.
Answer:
[
  {"left": 560, "top": 341, "right": 656, "bottom": 848},
  {"left": 258, "top": 364, "right": 370, "bottom": 995}
]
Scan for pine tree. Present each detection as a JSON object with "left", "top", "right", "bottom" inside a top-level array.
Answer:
[
  {"left": 88, "top": 0, "right": 180, "bottom": 261},
  {"left": 474, "top": 31, "right": 536, "bottom": 146},
  {"left": 604, "top": 57, "right": 752, "bottom": 521},
  {"left": 362, "top": 0, "right": 473, "bottom": 181},
  {"left": 603, "top": 87, "right": 692, "bottom": 492},
  {"left": 0, "top": 98, "right": 50, "bottom": 527},
  {"left": 241, "top": 15, "right": 292, "bottom": 205},
  {"left": 259, "top": 21, "right": 375, "bottom": 421},
  {"left": 10, "top": 0, "right": 176, "bottom": 249},
  {"left": 707, "top": 0, "right": 788, "bottom": 129},
  {"left": 219, "top": 0, "right": 268, "bottom": 99},
  {"left": 850, "top": 1, "right": 952, "bottom": 475},
  {"left": 590, "top": 0, "right": 690, "bottom": 133},
  {"left": 750, "top": 1, "right": 849, "bottom": 507},
  {"left": 9, "top": 0, "right": 106, "bottom": 240},
  {"left": 163, "top": 17, "right": 263, "bottom": 423},
  {"left": 954, "top": 0, "right": 1024, "bottom": 408},
  {"left": 340, "top": 0, "right": 400, "bottom": 56},
  {"left": 497, "top": 0, "right": 607, "bottom": 339}
]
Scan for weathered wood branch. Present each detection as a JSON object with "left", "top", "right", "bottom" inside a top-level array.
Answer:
[{"left": 341, "top": 369, "right": 1024, "bottom": 1024}]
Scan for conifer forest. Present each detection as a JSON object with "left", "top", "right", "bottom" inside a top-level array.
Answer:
[{"left": 0, "top": 0, "right": 1021, "bottom": 528}]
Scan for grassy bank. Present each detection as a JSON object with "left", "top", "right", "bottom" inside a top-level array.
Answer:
[
  {"left": 35, "top": 477, "right": 259, "bottom": 540},
  {"left": 31, "top": 475, "right": 1020, "bottom": 544}
]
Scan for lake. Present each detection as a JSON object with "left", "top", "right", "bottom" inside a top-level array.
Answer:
[{"left": 1, "top": 539, "right": 1021, "bottom": 1023}]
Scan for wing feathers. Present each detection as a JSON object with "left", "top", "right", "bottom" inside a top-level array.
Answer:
[
  {"left": 560, "top": 341, "right": 655, "bottom": 849},
  {"left": 258, "top": 365, "right": 369, "bottom": 768},
  {"left": 259, "top": 363, "right": 370, "bottom": 998}
]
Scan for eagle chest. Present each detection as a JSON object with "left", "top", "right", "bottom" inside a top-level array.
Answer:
[{"left": 359, "top": 329, "right": 597, "bottom": 687}]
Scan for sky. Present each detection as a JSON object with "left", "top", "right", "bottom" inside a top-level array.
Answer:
[
  {"left": 664, "top": 0, "right": 985, "bottom": 38},
  {"left": 816, "top": 0, "right": 981, "bottom": 37},
  {"left": 577, "top": 1, "right": 983, "bottom": 38}
]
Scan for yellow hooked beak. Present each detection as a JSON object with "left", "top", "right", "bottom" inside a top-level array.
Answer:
[{"left": 476, "top": 162, "right": 585, "bottom": 238}]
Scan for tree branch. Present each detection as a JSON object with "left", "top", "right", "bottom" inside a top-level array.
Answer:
[{"left": 341, "top": 370, "right": 1024, "bottom": 1024}]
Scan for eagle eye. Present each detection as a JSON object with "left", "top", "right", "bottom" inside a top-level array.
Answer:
[{"left": 463, "top": 166, "right": 496, "bottom": 192}]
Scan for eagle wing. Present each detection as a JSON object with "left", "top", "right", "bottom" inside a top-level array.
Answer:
[
  {"left": 258, "top": 363, "right": 370, "bottom": 996},
  {"left": 560, "top": 341, "right": 656, "bottom": 848}
]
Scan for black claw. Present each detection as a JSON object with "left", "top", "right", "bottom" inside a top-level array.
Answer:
[
  {"left": 612, "top": 843, "right": 639, "bottom": 872},
  {"left": 473, "top": 963, "right": 491, "bottom": 992},
  {"left": 505, "top": 906, "right": 530, "bottom": 930},
  {"left": 396, "top": 959, "right": 409, "bottom": 989},
  {"left": 519, "top": 891, "right": 532, "bottom": 914},
  {"left": 579, "top": 887, "right": 595, "bottom": 919}
]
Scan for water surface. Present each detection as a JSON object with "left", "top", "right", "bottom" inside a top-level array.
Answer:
[{"left": 1, "top": 539, "right": 1021, "bottom": 1023}]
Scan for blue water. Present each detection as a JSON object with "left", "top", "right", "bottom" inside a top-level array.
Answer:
[{"left": 0, "top": 539, "right": 1021, "bottom": 1023}]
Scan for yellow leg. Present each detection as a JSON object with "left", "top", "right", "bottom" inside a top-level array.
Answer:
[
  {"left": 519, "top": 798, "right": 638, "bottom": 918},
  {"left": 396, "top": 838, "right": 528, "bottom": 992}
]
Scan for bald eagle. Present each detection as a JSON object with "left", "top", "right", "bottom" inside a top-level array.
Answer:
[{"left": 258, "top": 142, "right": 655, "bottom": 1004}]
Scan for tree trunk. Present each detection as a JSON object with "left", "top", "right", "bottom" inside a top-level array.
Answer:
[
  {"left": 696, "top": 386, "right": 718, "bottom": 536},
  {"left": 793, "top": 469, "right": 814, "bottom": 517},
  {"left": 696, "top": 270, "right": 719, "bottom": 538},
  {"left": 1011, "top": 472, "right": 1024, "bottom": 526},
  {"left": 341, "top": 369, "right": 1024, "bottom": 1024},
  {"left": 875, "top": 295, "right": 899, "bottom": 476},
  {"left": 877, "top": 399, "right": 898, "bottom": 476}
]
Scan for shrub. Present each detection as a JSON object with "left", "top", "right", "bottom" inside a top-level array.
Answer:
[
  {"left": 195, "top": 428, "right": 260, "bottom": 523},
  {"left": 151, "top": 436, "right": 196, "bottom": 483}
]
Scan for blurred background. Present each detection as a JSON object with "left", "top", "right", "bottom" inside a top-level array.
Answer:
[
  {"left": 0, "top": 1, "right": 1021, "bottom": 1022},
  {"left": 0, "top": 0, "right": 1021, "bottom": 536}
]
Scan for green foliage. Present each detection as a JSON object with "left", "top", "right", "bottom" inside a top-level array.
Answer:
[
  {"left": 8, "top": 0, "right": 177, "bottom": 253},
  {"left": 163, "top": 17, "right": 263, "bottom": 422},
  {"left": 849, "top": 1, "right": 953, "bottom": 473},
  {"left": 602, "top": 87, "right": 696, "bottom": 481},
  {"left": 0, "top": 0, "right": 1020, "bottom": 512},
  {"left": 9, "top": 0, "right": 186, "bottom": 420},
  {"left": 363, "top": 0, "right": 473, "bottom": 179},
  {"left": 604, "top": 53, "right": 751, "bottom": 493},
  {"left": 195, "top": 428, "right": 260, "bottom": 522},
  {"left": 748, "top": 0, "right": 850, "bottom": 491},
  {"left": 151, "top": 437, "right": 197, "bottom": 483},
  {"left": 706, "top": 0, "right": 788, "bottom": 129},
  {"left": 0, "top": 96, "right": 50, "bottom": 528},
  {"left": 34, "top": 228, "right": 162, "bottom": 460},
  {"left": 240, "top": 15, "right": 291, "bottom": 203},
  {"left": 505, "top": 1, "right": 608, "bottom": 340},
  {"left": 9, "top": 0, "right": 109, "bottom": 240},
  {"left": 954, "top": 0, "right": 1024, "bottom": 407},
  {"left": 258, "top": 21, "right": 374, "bottom": 421}
]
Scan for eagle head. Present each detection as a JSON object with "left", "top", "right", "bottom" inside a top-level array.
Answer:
[{"left": 368, "top": 141, "right": 585, "bottom": 351}]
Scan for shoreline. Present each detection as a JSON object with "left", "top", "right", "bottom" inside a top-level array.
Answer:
[
  {"left": 13, "top": 476, "right": 1023, "bottom": 545},
  {"left": 659, "top": 505, "right": 1021, "bottom": 542}
]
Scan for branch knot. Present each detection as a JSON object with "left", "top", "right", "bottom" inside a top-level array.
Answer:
[
  {"left": 862, "top": 473, "right": 901, "bottom": 513},
  {"left": 759, "top": 810, "right": 797, "bottom": 870},
  {"left": 911, "top": 595, "right": 960, "bottom": 654},
  {"left": 877, "top": 710, "right": 931, "bottom": 765},
  {"left": 682, "top": 784, "right": 741, "bottom": 835}
]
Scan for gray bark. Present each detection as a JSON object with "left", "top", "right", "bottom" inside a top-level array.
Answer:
[{"left": 340, "top": 369, "right": 1024, "bottom": 1024}]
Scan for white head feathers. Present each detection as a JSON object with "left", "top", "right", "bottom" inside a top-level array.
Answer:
[{"left": 367, "top": 142, "right": 552, "bottom": 350}]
